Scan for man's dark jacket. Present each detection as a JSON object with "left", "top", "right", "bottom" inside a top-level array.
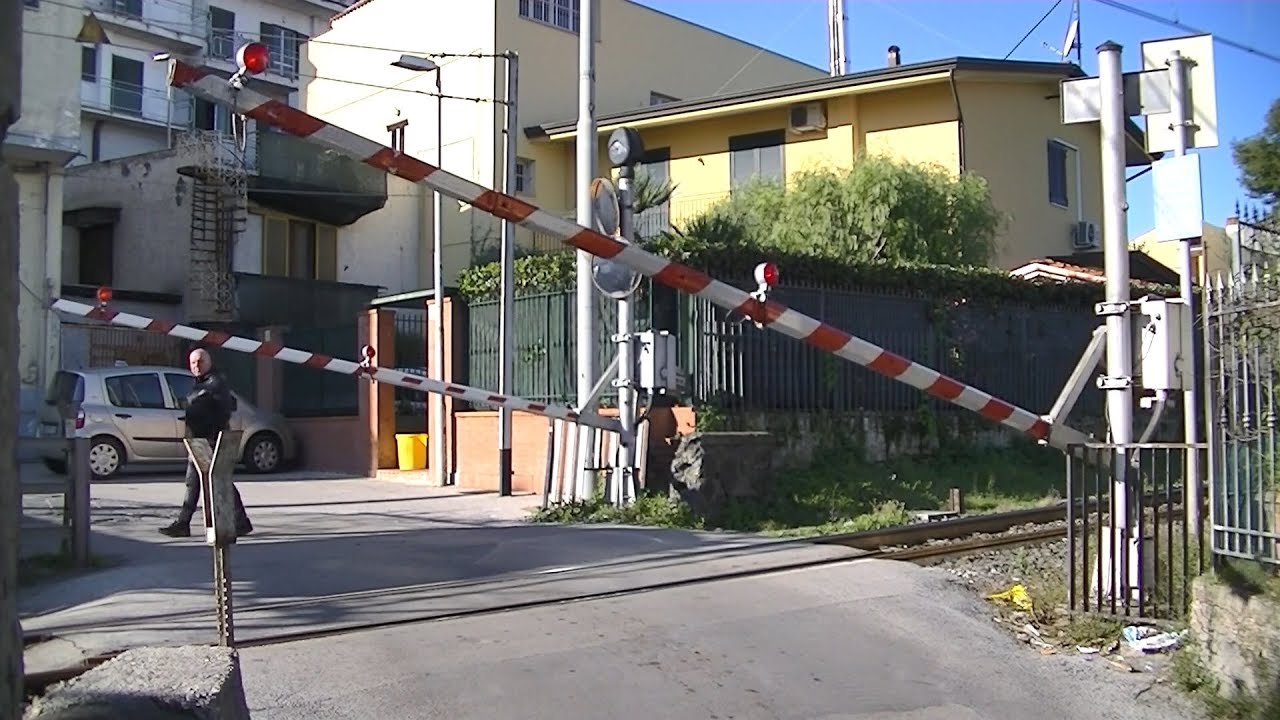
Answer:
[{"left": 185, "top": 370, "right": 235, "bottom": 440}]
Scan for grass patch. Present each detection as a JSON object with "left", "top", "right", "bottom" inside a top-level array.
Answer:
[
  {"left": 531, "top": 441, "right": 1063, "bottom": 535},
  {"left": 18, "top": 551, "right": 115, "bottom": 587}
]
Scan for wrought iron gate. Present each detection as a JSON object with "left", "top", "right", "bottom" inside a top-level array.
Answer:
[{"left": 1204, "top": 253, "right": 1280, "bottom": 566}]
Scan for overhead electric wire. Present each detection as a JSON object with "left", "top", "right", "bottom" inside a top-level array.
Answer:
[
  {"left": 1003, "top": 0, "right": 1066, "bottom": 60},
  {"left": 20, "top": 28, "right": 500, "bottom": 105},
  {"left": 1088, "top": 0, "right": 1280, "bottom": 66}
]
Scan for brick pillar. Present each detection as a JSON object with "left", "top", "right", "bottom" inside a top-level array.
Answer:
[
  {"left": 374, "top": 309, "right": 397, "bottom": 470},
  {"left": 254, "top": 326, "right": 285, "bottom": 413},
  {"left": 428, "top": 295, "right": 466, "bottom": 487}
]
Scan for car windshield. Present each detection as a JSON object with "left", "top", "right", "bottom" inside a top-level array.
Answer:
[{"left": 46, "top": 371, "right": 84, "bottom": 405}]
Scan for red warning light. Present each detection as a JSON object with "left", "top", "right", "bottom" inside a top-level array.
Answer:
[
  {"left": 96, "top": 286, "right": 113, "bottom": 305},
  {"left": 236, "top": 42, "right": 270, "bottom": 76},
  {"left": 361, "top": 344, "right": 376, "bottom": 360},
  {"left": 754, "top": 262, "right": 779, "bottom": 288}
]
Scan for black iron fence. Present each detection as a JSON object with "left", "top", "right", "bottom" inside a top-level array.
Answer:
[
  {"left": 1066, "top": 443, "right": 1208, "bottom": 620},
  {"left": 466, "top": 277, "right": 1102, "bottom": 415},
  {"left": 392, "top": 308, "right": 428, "bottom": 431}
]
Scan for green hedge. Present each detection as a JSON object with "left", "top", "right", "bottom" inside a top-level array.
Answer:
[{"left": 456, "top": 235, "right": 1180, "bottom": 307}]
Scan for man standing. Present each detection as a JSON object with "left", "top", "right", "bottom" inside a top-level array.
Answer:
[{"left": 159, "top": 348, "right": 254, "bottom": 538}]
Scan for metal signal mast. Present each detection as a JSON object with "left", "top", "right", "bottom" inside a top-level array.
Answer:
[{"left": 828, "top": 0, "right": 848, "bottom": 76}]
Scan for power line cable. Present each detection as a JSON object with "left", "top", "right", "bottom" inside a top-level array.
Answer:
[
  {"left": 1003, "top": 0, "right": 1066, "bottom": 60},
  {"left": 1087, "top": 0, "right": 1280, "bottom": 65},
  {"left": 21, "top": 28, "right": 500, "bottom": 104}
]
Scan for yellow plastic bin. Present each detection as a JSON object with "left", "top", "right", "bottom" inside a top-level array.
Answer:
[{"left": 395, "top": 433, "right": 428, "bottom": 470}]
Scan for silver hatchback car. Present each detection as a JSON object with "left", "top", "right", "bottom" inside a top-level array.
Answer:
[{"left": 38, "top": 365, "right": 298, "bottom": 479}]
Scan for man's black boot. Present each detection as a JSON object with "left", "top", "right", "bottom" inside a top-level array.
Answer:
[{"left": 159, "top": 521, "right": 191, "bottom": 538}]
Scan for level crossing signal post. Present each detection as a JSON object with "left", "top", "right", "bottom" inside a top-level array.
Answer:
[{"left": 1059, "top": 35, "right": 1218, "bottom": 605}]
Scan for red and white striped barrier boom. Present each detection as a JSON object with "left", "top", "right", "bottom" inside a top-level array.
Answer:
[
  {"left": 167, "top": 60, "right": 1090, "bottom": 452},
  {"left": 50, "top": 296, "right": 622, "bottom": 433}
]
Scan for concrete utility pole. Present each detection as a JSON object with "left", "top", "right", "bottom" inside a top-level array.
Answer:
[
  {"left": 1, "top": 0, "right": 24, "bottom": 712},
  {"left": 575, "top": 0, "right": 598, "bottom": 498},
  {"left": 1166, "top": 49, "right": 1203, "bottom": 534},
  {"left": 497, "top": 52, "right": 519, "bottom": 497},
  {"left": 1097, "top": 40, "right": 1137, "bottom": 590}
]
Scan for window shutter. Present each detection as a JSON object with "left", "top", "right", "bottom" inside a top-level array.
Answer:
[
  {"left": 316, "top": 224, "right": 338, "bottom": 281},
  {"left": 262, "top": 216, "right": 288, "bottom": 276}
]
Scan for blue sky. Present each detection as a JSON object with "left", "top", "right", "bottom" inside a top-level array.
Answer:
[{"left": 633, "top": 0, "right": 1280, "bottom": 237}]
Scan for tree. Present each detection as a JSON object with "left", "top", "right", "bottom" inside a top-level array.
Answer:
[
  {"left": 1232, "top": 97, "right": 1280, "bottom": 214},
  {"left": 688, "top": 155, "right": 1004, "bottom": 266}
]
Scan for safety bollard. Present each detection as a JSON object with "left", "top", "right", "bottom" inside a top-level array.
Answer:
[{"left": 184, "top": 430, "right": 243, "bottom": 647}]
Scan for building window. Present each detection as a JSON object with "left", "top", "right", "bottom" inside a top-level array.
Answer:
[
  {"left": 649, "top": 92, "right": 679, "bottom": 106},
  {"left": 209, "top": 6, "right": 236, "bottom": 60},
  {"left": 23, "top": 0, "right": 38, "bottom": 9},
  {"left": 260, "top": 23, "right": 303, "bottom": 79},
  {"left": 515, "top": 158, "right": 535, "bottom": 195},
  {"left": 78, "top": 224, "right": 114, "bottom": 286},
  {"left": 112, "top": 0, "right": 143, "bottom": 19},
  {"left": 1047, "top": 139, "right": 1070, "bottom": 208},
  {"left": 518, "top": 0, "right": 580, "bottom": 33},
  {"left": 81, "top": 47, "right": 98, "bottom": 83},
  {"left": 109, "top": 55, "right": 144, "bottom": 116},
  {"left": 388, "top": 120, "right": 408, "bottom": 154},
  {"left": 261, "top": 215, "right": 338, "bottom": 282},
  {"left": 729, "top": 130, "right": 785, "bottom": 190}
]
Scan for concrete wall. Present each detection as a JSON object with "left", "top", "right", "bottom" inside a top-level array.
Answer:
[
  {"left": 960, "top": 77, "right": 1107, "bottom": 268},
  {"left": 1190, "top": 574, "right": 1280, "bottom": 701},
  {"left": 63, "top": 149, "right": 194, "bottom": 298},
  {"left": 8, "top": 0, "right": 82, "bottom": 436}
]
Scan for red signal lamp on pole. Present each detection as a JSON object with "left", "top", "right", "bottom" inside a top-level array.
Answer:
[
  {"left": 95, "top": 286, "right": 113, "bottom": 308},
  {"left": 754, "top": 261, "right": 779, "bottom": 292},
  {"left": 230, "top": 42, "right": 270, "bottom": 88},
  {"left": 358, "top": 344, "right": 377, "bottom": 375}
]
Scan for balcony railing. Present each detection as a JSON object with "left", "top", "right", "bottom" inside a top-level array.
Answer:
[
  {"left": 85, "top": 0, "right": 207, "bottom": 46},
  {"left": 527, "top": 191, "right": 731, "bottom": 254},
  {"left": 81, "top": 79, "right": 194, "bottom": 128},
  {"left": 245, "top": 130, "right": 387, "bottom": 226},
  {"left": 207, "top": 30, "right": 300, "bottom": 81}
]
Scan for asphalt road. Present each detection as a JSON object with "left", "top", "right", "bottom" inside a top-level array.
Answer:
[{"left": 240, "top": 559, "right": 1203, "bottom": 720}]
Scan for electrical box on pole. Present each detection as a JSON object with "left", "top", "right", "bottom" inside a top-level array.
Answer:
[
  {"left": 636, "top": 330, "right": 679, "bottom": 394},
  {"left": 1132, "top": 298, "right": 1193, "bottom": 392}
]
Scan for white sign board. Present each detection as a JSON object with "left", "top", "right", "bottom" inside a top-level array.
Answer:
[
  {"left": 1060, "top": 70, "right": 1171, "bottom": 125},
  {"left": 1141, "top": 34, "right": 1218, "bottom": 152},
  {"left": 1152, "top": 154, "right": 1204, "bottom": 243}
]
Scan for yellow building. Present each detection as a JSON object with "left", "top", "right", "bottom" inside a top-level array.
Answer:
[
  {"left": 526, "top": 55, "right": 1158, "bottom": 270},
  {"left": 1130, "top": 222, "right": 1232, "bottom": 285},
  {"left": 301, "top": 0, "right": 824, "bottom": 289},
  {"left": 4, "top": 0, "right": 83, "bottom": 436}
]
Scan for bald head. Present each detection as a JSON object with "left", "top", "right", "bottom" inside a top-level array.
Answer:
[{"left": 188, "top": 348, "right": 213, "bottom": 377}]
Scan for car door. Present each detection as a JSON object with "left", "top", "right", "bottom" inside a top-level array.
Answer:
[
  {"left": 163, "top": 372, "right": 199, "bottom": 456},
  {"left": 102, "top": 372, "right": 183, "bottom": 460}
]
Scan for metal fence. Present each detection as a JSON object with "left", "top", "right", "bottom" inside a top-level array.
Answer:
[
  {"left": 1205, "top": 262, "right": 1280, "bottom": 566},
  {"left": 392, "top": 308, "right": 428, "bottom": 431},
  {"left": 465, "top": 278, "right": 1102, "bottom": 415},
  {"left": 280, "top": 323, "right": 360, "bottom": 417},
  {"left": 1066, "top": 443, "right": 1208, "bottom": 620}
]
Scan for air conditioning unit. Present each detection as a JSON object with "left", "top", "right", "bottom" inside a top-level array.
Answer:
[
  {"left": 787, "top": 102, "right": 827, "bottom": 134},
  {"left": 1071, "top": 220, "right": 1099, "bottom": 251}
]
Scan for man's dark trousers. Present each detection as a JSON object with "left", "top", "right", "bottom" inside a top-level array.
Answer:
[{"left": 176, "top": 436, "right": 251, "bottom": 529}]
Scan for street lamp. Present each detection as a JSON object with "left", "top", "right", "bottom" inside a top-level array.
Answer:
[{"left": 391, "top": 53, "right": 446, "bottom": 487}]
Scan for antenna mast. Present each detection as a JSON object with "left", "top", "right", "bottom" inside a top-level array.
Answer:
[{"left": 828, "top": 0, "right": 847, "bottom": 76}]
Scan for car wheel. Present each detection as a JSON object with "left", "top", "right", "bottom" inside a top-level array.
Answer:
[
  {"left": 88, "top": 436, "right": 125, "bottom": 480},
  {"left": 42, "top": 457, "right": 67, "bottom": 475},
  {"left": 244, "top": 432, "right": 283, "bottom": 474}
]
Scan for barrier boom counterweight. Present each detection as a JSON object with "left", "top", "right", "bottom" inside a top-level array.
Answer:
[
  {"left": 166, "top": 59, "right": 1089, "bottom": 451},
  {"left": 50, "top": 297, "right": 621, "bottom": 433}
]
